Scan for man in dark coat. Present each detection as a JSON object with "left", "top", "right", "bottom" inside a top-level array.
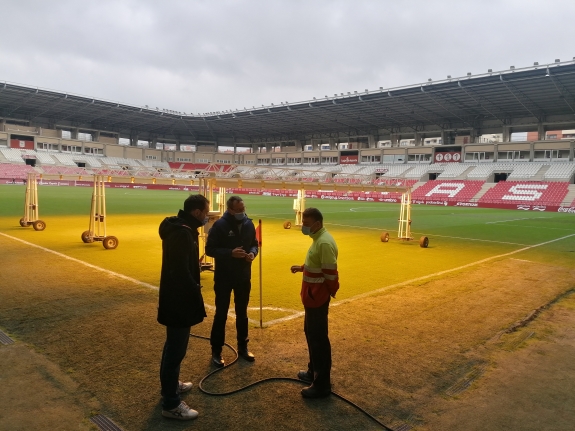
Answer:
[
  {"left": 158, "top": 194, "right": 209, "bottom": 421},
  {"left": 206, "top": 195, "right": 258, "bottom": 367}
]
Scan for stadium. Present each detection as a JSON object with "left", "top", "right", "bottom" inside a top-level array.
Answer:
[{"left": 1, "top": 59, "right": 575, "bottom": 431}]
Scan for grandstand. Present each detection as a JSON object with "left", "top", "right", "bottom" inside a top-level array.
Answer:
[
  {"left": 1, "top": 148, "right": 574, "bottom": 209},
  {"left": 479, "top": 181, "right": 569, "bottom": 206},
  {"left": 412, "top": 180, "right": 486, "bottom": 203},
  {"left": 1, "top": 60, "right": 575, "bottom": 211}
]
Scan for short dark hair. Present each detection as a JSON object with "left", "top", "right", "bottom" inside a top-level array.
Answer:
[
  {"left": 302, "top": 207, "right": 323, "bottom": 223},
  {"left": 226, "top": 195, "right": 243, "bottom": 209},
  {"left": 183, "top": 194, "right": 209, "bottom": 213}
]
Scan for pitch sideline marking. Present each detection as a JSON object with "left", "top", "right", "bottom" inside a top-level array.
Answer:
[
  {"left": 486, "top": 217, "right": 551, "bottom": 224},
  {"left": 486, "top": 224, "right": 575, "bottom": 232},
  {"left": 329, "top": 232, "right": 575, "bottom": 308},
  {"left": 264, "top": 232, "right": 575, "bottom": 326},
  {"left": 2, "top": 231, "right": 574, "bottom": 327},
  {"left": 0, "top": 232, "right": 161, "bottom": 291},
  {"left": 0, "top": 231, "right": 303, "bottom": 323}
]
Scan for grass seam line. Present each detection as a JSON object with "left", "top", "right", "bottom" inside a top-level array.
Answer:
[{"left": 257, "top": 214, "right": 530, "bottom": 245}]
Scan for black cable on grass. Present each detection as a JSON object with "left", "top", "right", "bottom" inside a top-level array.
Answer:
[{"left": 191, "top": 333, "right": 394, "bottom": 431}]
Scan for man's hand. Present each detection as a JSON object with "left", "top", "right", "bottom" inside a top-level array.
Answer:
[
  {"left": 290, "top": 265, "right": 303, "bottom": 273},
  {"left": 232, "top": 247, "right": 247, "bottom": 258},
  {"left": 245, "top": 252, "right": 255, "bottom": 262}
]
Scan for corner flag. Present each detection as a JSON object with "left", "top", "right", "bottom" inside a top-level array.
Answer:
[
  {"left": 255, "top": 221, "right": 262, "bottom": 246},
  {"left": 257, "top": 219, "right": 263, "bottom": 328}
]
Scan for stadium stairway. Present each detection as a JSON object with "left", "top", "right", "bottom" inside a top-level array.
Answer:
[
  {"left": 530, "top": 165, "right": 551, "bottom": 181},
  {"left": 471, "top": 182, "right": 497, "bottom": 201},
  {"left": 410, "top": 181, "right": 426, "bottom": 192},
  {"left": 453, "top": 165, "right": 478, "bottom": 180},
  {"left": 561, "top": 184, "right": 575, "bottom": 206}
]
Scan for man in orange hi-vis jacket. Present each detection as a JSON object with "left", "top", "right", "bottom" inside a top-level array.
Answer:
[{"left": 290, "top": 207, "right": 339, "bottom": 398}]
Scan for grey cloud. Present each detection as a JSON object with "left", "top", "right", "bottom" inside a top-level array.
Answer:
[{"left": 1, "top": 0, "right": 574, "bottom": 113}]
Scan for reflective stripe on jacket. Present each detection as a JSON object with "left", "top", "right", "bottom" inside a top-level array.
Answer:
[{"left": 300, "top": 227, "right": 339, "bottom": 308}]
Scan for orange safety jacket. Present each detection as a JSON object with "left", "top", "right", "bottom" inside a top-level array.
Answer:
[{"left": 300, "top": 227, "right": 339, "bottom": 308}]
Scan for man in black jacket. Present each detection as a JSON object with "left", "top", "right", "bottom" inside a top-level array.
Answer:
[
  {"left": 158, "top": 194, "right": 209, "bottom": 421},
  {"left": 206, "top": 195, "right": 258, "bottom": 367}
]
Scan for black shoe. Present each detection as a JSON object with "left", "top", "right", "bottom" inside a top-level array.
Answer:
[
  {"left": 297, "top": 370, "right": 313, "bottom": 383},
  {"left": 211, "top": 352, "right": 224, "bottom": 368},
  {"left": 301, "top": 384, "right": 331, "bottom": 399},
  {"left": 238, "top": 348, "right": 255, "bottom": 362}
]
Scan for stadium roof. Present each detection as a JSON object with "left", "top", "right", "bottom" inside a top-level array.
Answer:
[{"left": 2, "top": 60, "right": 575, "bottom": 144}]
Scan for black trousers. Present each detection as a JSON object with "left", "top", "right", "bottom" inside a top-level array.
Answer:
[
  {"left": 159, "top": 325, "right": 191, "bottom": 410},
  {"left": 304, "top": 298, "right": 331, "bottom": 389},
  {"left": 210, "top": 279, "right": 251, "bottom": 353}
]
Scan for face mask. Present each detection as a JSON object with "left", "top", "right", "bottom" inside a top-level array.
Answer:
[
  {"left": 234, "top": 212, "right": 246, "bottom": 221},
  {"left": 193, "top": 210, "right": 209, "bottom": 225},
  {"left": 302, "top": 220, "right": 319, "bottom": 236}
]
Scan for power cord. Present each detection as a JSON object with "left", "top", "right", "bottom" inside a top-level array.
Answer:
[{"left": 191, "top": 333, "right": 394, "bottom": 430}]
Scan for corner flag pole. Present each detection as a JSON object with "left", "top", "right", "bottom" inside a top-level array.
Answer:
[{"left": 257, "top": 219, "right": 263, "bottom": 328}]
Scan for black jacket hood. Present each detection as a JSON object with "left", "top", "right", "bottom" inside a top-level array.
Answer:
[{"left": 159, "top": 209, "right": 202, "bottom": 240}]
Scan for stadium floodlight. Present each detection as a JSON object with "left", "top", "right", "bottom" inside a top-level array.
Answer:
[
  {"left": 428, "top": 78, "right": 432, "bottom": 82},
  {"left": 510, "top": 66, "right": 515, "bottom": 70},
  {"left": 467, "top": 72, "right": 471, "bottom": 76},
  {"left": 555, "top": 59, "right": 560, "bottom": 63},
  {"left": 534, "top": 62, "right": 539, "bottom": 66},
  {"left": 545, "top": 68, "right": 550, "bottom": 77},
  {"left": 488, "top": 69, "right": 492, "bottom": 73},
  {"left": 447, "top": 75, "right": 451, "bottom": 79}
]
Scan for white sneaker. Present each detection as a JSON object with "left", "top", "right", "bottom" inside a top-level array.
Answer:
[
  {"left": 162, "top": 401, "right": 199, "bottom": 420},
  {"left": 178, "top": 381, "right": 193, "bottom": 393}
]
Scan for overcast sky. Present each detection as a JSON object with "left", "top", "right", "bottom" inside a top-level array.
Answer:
[{"left": 1, "top": 0, "right": 574, "bottom": 115}]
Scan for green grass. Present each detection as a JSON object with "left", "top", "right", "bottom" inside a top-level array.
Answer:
[{"left": 1, "top": 184, "right": 575, "bottom": 322}]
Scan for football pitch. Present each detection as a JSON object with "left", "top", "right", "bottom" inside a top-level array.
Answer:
[{"left": 1, "top": 184, "right": 574, "bottom": 325}]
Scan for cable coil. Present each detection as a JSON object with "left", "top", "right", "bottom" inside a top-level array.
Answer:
[{"left": 191, "top": 333, "right": 393, "bottom": 430}]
